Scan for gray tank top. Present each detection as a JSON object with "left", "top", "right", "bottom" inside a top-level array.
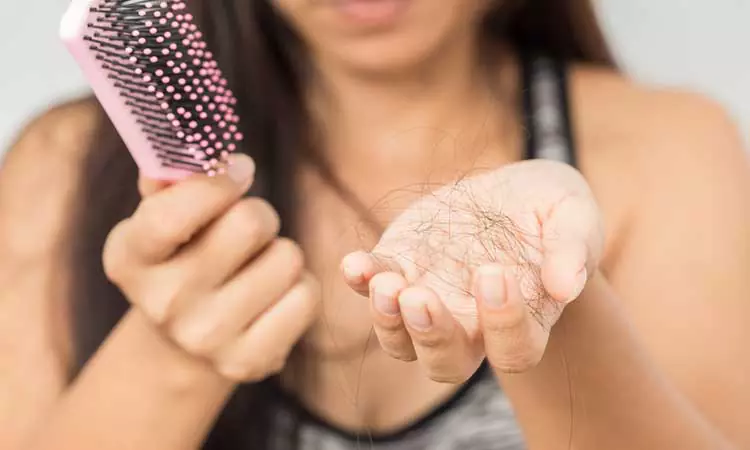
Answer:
[{"left": 265, "top": 55, "right": 578, "bottom": 450}]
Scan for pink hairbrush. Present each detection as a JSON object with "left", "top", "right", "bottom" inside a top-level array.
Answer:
[{"left": 60, "top": 0, "right": 244, "bottom": 180}]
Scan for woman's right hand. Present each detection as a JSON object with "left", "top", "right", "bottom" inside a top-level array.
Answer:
[{"left": 102, "top": 154, "right": 321, "bottom": 383}]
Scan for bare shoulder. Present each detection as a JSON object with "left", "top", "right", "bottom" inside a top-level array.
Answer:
[
  {"left": 4, "top": 97, "right": 99, "bottom": 162},
  {"left": 0, "top": 97, "right": 99, "bottom": 259},
  {"left": 570, "top": 67, "right": 750, "bottom": 444},
  {"left": 569, "top": 65, "right": 750, "bottom": 265},
  {"left": 571, "top": 65, "right": 747, "bottom": 167}
]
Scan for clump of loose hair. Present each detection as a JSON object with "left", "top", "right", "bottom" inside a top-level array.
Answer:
[{"left": 355, "top": 169, "right": 561, "bottom": 331}]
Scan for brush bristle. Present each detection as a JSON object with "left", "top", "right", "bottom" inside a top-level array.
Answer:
[{"left": 83, "top": 0, "right": 243, "bottom": 176}]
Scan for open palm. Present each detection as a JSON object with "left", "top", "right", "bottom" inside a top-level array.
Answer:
[{"left": 342, "top": 159, "right": 603, "bottom": 381}]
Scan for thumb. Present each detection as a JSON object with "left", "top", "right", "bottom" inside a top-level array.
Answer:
[
  {"left": 475, "top": 264, "right": 549, "bottom": 373},
  {"left": 138, "top": 176, "right": 174, "bottom": 197},
  {"left": 539, "top": 194, "right": 602, "bottom": 303}
]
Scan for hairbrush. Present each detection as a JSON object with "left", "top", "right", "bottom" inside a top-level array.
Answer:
[{"left": 60, "top": 0, "right": 244, "bottom": 180}]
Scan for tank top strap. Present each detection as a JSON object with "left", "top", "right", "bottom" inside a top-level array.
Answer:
[{"left": 520, "top": 53, "right": 578, "bottom": 167}]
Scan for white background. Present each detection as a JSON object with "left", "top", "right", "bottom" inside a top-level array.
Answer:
[{"left": 1, "top": 0, "right": 748, "bottom": 156}]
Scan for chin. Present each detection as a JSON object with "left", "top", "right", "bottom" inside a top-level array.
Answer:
[
  {"left": 275, "top": 0, "right": 489, "bottom": 76},
  {"left": 321, "top": 31, "right": 457, "bottom": 78}
]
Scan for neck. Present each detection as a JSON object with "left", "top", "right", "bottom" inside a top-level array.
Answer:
[{"left": 308, "top": 35, "right": 516, "bottom": 167}]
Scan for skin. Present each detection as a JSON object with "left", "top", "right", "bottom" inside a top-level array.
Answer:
[{"left": 1, "top": 1, "right": 750, "bottom": 449}]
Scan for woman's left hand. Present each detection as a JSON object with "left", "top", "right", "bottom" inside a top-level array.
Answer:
[{"left": 341, "top": 159, "right": 604, "bottom": 383}]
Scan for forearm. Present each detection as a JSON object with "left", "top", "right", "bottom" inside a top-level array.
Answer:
[
  {"left": 497, "top": 272, "right": 733, "bottom": 450},
  {"left": 27, "top": 309, "right": 236, "bottom": 450},
  {"left": 0, "top": 259, "right": 69, "bottom": 450}
]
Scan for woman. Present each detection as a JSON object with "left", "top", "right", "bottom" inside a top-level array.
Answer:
[{"left": 1, "top": 0, "right": 748, "bottom": 449}]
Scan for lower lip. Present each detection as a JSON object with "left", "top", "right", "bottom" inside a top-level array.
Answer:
[{"left": 335, "top": 0, "right": 409, "bottom": 26}]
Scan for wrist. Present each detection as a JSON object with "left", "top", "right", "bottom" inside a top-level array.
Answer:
[{"left": 110, "top": 309, "right": 237, "bottom": 398}]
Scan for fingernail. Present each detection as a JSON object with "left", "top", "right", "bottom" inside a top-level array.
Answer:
[
  {"left": 227, "top": 154, "right": 255, "bottom": 185},
  {"left": 568, "top": 268, "right": 588, "bottom": 303},
  {"left": 401, "top": 302, "right": 432, "bottom": 331},
  {"left": 343, "top": 265, "right": 364, "bottom": 284},
  {"left": 478, "top": 265, "right": 506, "bottom": 309},
  {"left": 373, "top": 291, "right": 400, "bottom": 316},
  {"left": 342, "top": 252, "right": 369, "bottom": 284}
]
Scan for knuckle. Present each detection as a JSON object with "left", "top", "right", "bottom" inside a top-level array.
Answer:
[
  {"left": 137, "top": 200, "right": 190, "bottom": 247},
  {"left": 133, "top": 197, "right": 162, "bottom": 225},
  {"left": 171, "top": 325, "right": 215, "bottom": 357},
  {"left": 226, "top": 199, "right": 282, "bottom": 247},
  {"left": 382, "top": 345, "right": 417, "bottom": 362},
  {"left": 216, "top": 362, "right": 261, "bottom": 383},
  {"left": 102, "top": 220, "right": 132, "bottom": 282},
  {"left": 230, "top": 199, "right": 279, "bottom": 240},
  {"left": 417, "top": 335, "right": 450, "bottom": 351},
  {"left": 425, "top": 359, "right": 477, "bottom": 385},
  {"left": 265, "top": 351, "right": 289, "bottom": 376},
  {"left": 393, "top": 353, "right": 418, "bottom": 362},
  {"left": 490, "top": 342, "right": 545, "bottom": 374},
  {"left": 483, "top": 308, "right": 527, "bottom": 336},
  {"left": 428, "top": 371, "right": 469, "bottom": 385},
  {"left": 378, "top": 319, "right": 406, "bottom": 334},
  {"left": 274, "top": 238, "right": 305, "bottom": 276},
  {"left": 225, "top": 203, "right": 267, "bottom": 243},
  {"left": 373, "top": 305, "right": 404, "bottom": 331},
  {"left": 209, "top": 173, "right": 246, "bottom": 198},
  {"left": 246, "top": 198, "right": 281, "bottom": 235},
  {"left": 484, "top": 305, "right": 549, "bottom": 373},
  {"left": 216, "top": 352, "right": 287, "bottom": 383},
  {"left": 141, "top": 297, "right": 172, "bottom": 325},
  {"left": 153, "top": 218, "right": 189, "bottom": 248},
  {"left": 376, "top": 330, "right": 411, "bottom": 356},
  {"left": 141, "top": 283, "right": 183, "bottom": 325},
  {"left": 414, "top": 327, "right": 454, "bottom": 350}
]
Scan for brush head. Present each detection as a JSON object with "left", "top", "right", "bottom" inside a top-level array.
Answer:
[{"left": 61, "top": 0, "right": 244, "bottom": 180}]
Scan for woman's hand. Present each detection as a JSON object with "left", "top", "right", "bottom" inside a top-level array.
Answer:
[
  {"left": 341, "top": 159, "right": 604, "bottom": 383},
  {"left": 102, "top": 154, "right": 321, "bottom": 383}
]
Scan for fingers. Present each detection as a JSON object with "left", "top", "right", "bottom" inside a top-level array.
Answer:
[
  {"left": 475, "top": 265, "right": 549, "bottom": 373},
  {"left": 103, "top": 154, "right": 319, "bottom": 385},
  {"left": 175, "top": 197, "right": 281, "bottom": 287},
  {"left": 398, "top": 286, "right": 482, "bottom": 383},
  {"left": 366, "top": 268, "right": 481, "bottom": 382},
  {"left": 341, "top": 250, "right": 405, "bottom": 296},
  {"left": 169, "top": 238, "right": 305, "bottom": 356},
  {"left": 117, "top": 154, "right": 256, "bottom": 264},
  {"left": 368, "top": 272, "right": 416, "bottom": 361},
  {"left": 212, "top": 272, "right": 322, "bottom": 382}
]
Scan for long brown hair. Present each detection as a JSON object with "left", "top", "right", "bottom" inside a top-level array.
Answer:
[{"left": 69, "top": 0, "right": 615, "bottom": 448}]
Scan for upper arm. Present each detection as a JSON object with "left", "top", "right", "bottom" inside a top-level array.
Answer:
[
  {"left": 0, "top": 99, "right": 98, "bottom": 259},
  {"left": 605, "top": 92, "right": 750, "bottom": 445},
  {"left": 0, "top": 99, "right": 97, "bottom": 449}
]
